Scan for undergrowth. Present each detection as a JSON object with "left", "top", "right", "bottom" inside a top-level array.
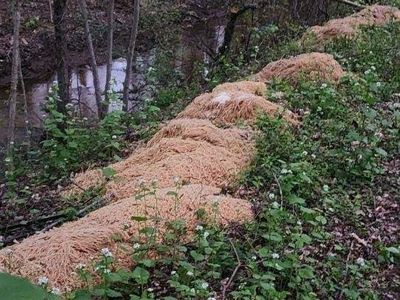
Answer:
[
  {"left": 2, "top": 19, "right": 400, "bottom": 300},
  {"left": 53, "top": 23, "right": 399, "bottom": 300}
]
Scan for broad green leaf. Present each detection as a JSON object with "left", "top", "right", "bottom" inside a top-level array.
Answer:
[
  {"left": 0, "top": 273, "right": 59, "bottom": 300},
  {"left": 132, "top": 267, "right": 150, "bottom": 284}
]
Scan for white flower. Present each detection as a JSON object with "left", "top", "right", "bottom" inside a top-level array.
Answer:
[
  {"left": 203, "top": 231, "right": 210, "bottom": 238},
  {"left": 376, "top": 82, "right": 381, "bottom": 87},
  {"left": 201, "top": 282, "right": 209, "bottom": 289},
  {"left": 51, "top": 287, "right": 61, "bottom": 295},
  {"left": 133, "top": 243, "right": 141, "bottom": 249},
  {"left": 323, "top": 185, "right": 329, "bottom": 192},
  {"left": 207, "top": 298, "right": 217, "bottom": 300},
  {"left": 75, "top": 263, "right": 86, "bottom": 270},
  {"left": 112, "top": 135, "right": 117, "bottom": 139},
  {"left": 271, "top": 91, "right": 284, "bottom": 99},
  {"left": 271, "top": 253, "right": 280, "bottom": 259},
  {"left": 101, "top": 248, "right": 113, "bottom": 257},
  {"left": 251, "top": 255, "right": 257, "bottom": 260},
  {"left": 186, "top": 271, "right": 194, "bottom": 276},
  {"left": 356, "top": 257, "right": 365, "bottom": 266},
  {"left": 147, "top": 288, "right": 154, "bottom": 292},
  {"left": 83, "top": 117, "right": 88, "bottom": 121},
  {"left": 302, "top": 151, "right": 308, "bottom": 156},
  {"left": 321, "top": 83, "right": 328, "bottom": 89},
  {"left": 297, "top": 221, "right": 302, "bottom": 226},
  {"left": 190, "top": 288, "right": 196, "bottom": 294},
  {"left": 196, "top": 225, "right": 204, "bottom": 231},
  {"left": 272, "top": 201, "right": 280, "bottom": 209},
  {"left": 281, "top": 168, "right": 289, "bottom": 174},
  {"left": 37, "top": 276, "right": 49, "bottom": 286},
  {"left": 370, "top": 65, "right": 376, "bottom": 70},
  {"left": 171, "top": 270, "right": 177, "bottom": 275},
  {"left": 268, "top": 193, "right": 275, "bottom": 200},
  {"left": 311, "top": 154, "right": 316, "bottom": 159}
]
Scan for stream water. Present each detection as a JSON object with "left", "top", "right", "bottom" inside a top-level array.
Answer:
[{"left": 0, "top": 21, "right": 226, "bottom": 148}]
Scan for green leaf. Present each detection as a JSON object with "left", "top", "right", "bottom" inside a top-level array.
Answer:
[
  {"left": 190, "top": 250, "right": 205, "bottom": 262},
  {"left": 258, "top": 247, "right": 269, "bottom": 257},
  {"left": 288, "top": 195, "right": 306, "bottom": 205},
  {"left": 132, "top": 267, "right": 150, "bottom": 284},
  {"left": 385, "top": 247, "right": 400, "bottom": 255},
  {"left": 375, "top": 148, "right": 387, "bottom": 157},
  {"left": 91, "top": 288, "right": 107, "bottom": 296},
  {"left": 298, "top": 267, "right": 315, "bottom": 279},
  {"left": 139, "top": 259, "right": 155, "bottom": 268},
  {"left": 315, "top": 215, "right": 327, "bottom": 225},
  {"left": 260, "top": 282, "right": 274, "bottom": 291},
  {"left": 108, "top": 273, "right": 122, "bottom": 282},
  {"left": 70, "top": 290, "right": 92, "bottom": 300},
  {"left": 262, "top": 232, "right": 283, "bottom": 242},
  {"left": 131, "top": 216, "right": 148, "bottom": 222},
  {"left": 0, "top": 273, "right": 60, "bottom": 300},
  {"left": 106, "top": 289, "right": 123, "bottom": 298},
  {"left": 102, "top": 167, "right": 116, "bottom": 179}
]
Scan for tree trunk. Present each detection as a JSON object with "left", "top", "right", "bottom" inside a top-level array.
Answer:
[
  {"left": 217, "top": 4, "right": 256, "bottom": 60},
  {"left": 53, "top": 0, "right": 69, "bottom": 115},
  {"left": 19, "top": 57, "right": 31, "bottom": 143},
  {"left": 104, "top": 0, "right": 115, "bottom": 115},
  {"left": 78, "top": 0, "right": 103, "bottom": 119},
  {"left": 7, "top": 0, "right": 21, "bottom": 156},
  {"left": 122, "top": 0, "right": 141, "bottom": 112}
]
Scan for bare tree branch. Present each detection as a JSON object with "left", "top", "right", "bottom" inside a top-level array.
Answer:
[
  {"left": 78, "top": 0, "right": 103, "bottom": 119},
  {"left": 7, "top": 0, "right": 21, "bottom": 157}
]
